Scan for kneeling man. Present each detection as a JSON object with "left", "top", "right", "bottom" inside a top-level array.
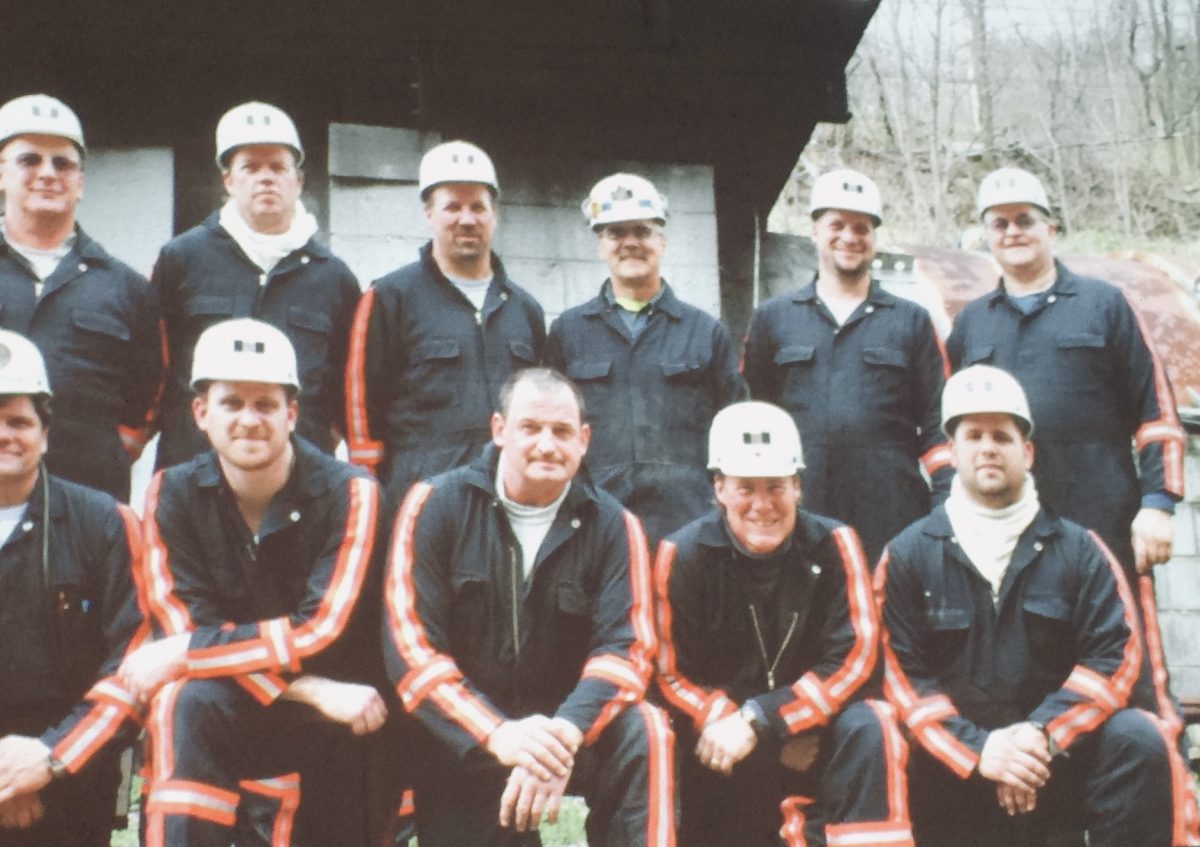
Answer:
[
  {"left": 877, "top": 365, "right": 1199, "bottom": 846},
  {"left": 384, "top": 367, "right": 675, "bottom": 846},
  {"left": 655, "top": 401, "right": 912, "bottom": 847},
  {"left": 119, "top": 318, "right": 391, "bottom": 847}
]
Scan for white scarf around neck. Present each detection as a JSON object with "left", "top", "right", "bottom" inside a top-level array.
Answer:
[
  {"left": 219, "top": 199, "right": 319, "bottom": 275},
  {"left": 944, "top": 473, "right": 1040, "bottom": 600}
]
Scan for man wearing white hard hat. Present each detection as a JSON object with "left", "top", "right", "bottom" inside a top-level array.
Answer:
[
  {"left": 655, "top": 401, "right": 911, "bottom": 846},
  {"left": 152, "top": 101, "right": 360, "bottom": 472},
  {"left": 346, "top": 139, "right": 545, "bottom": 507},
  {"left": 947, "top": 166, "right": 1187, "bottom": 732},
  {"left": 0, "top": 94, "right": 163, "bottom": 502},
  {"left": 118, "top": 318, "right": 398, "bottom": 846},
  {"left": 743, "top": 167, "right": 951, "bottom": 566},
  {"left": 877, "top": 365, "right": 1197, "bottom": 846},
  {"left": 545, "top": 172, "right": 746, "bottom": 545},
  {"left": 0, "top": 329, "right": 147, "bottom": 845}
]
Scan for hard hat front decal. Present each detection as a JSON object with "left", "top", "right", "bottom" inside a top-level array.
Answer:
[
  {"left": 742, "top": 432, "right": 771, "bottom": 444},
  {"left": 0, "top": 343, "right": 11, "bottom": 369}
]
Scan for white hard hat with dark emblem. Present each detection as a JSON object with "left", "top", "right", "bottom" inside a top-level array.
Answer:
[
  {"left": 708, "top": 401, "right": 804, "bottom": 477},
  {"left": 941, "top": 365, "right": 1033, "bottom": 437},
  {"left": 191, "top": 318, "right": 299, "bottom": 391},
  {"left": 809, "top": 168, "right": 882, "bottom": 225},
  {"left": 215, "top": 101, "right": 304, "bottom": 168},
  {"left": 0, "top": 329, "right": 52, "bottom": 396},
  {"left": 418, "top": 140, "right": 499, "bottom": 200},
  {"left": 0, "top": 94, "right": 85, "bottom": 154},
  {"left": 975, "top": 167, "right": 1050, "bottom": 219}
]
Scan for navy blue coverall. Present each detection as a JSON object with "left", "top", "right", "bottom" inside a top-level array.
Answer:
[
  {"left": 383, "top": 445, "right": 675, "bottom": 847},
  {"left": 946, "top": 259, "right": 1187, "bottom": 730},
  {"left": 138, "top": 438, "right": 395, "bottom": 847},
  {"left": 152, "top": 214, "right": 360, "bottom": 470},
  {"left": 546, "top": 280, "right": 747, "bottom": 546},
  {"left": 0, "top": 472, "right": 147, "bottom": 846},
  {"left": 655, "top": 508, "right": 912, "bottom": 846},
  {"left": 345, "top": 242, "right": 545, "bottom": 506},
  {"left": 877, "top": 506, "right": 1199, "bottom": 846},
  {"left": 0, "top": 228, "right": 163, "bottom": 501},
  {"left": 743, "top": 279, "right": 951, "bottom": 565}
]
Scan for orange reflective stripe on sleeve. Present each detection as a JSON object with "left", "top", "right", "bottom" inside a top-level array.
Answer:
[{"left": 345, "top": 288, "right": 384, "bottom": 468}]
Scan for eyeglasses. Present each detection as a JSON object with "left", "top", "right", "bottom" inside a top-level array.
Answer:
[
  {"left": 3, "top": 152, "right": 82, "bottom": 174},
  {"left": 600, "top": 223, "right": 661, "bottom": 242},
  {"left": 986, "top": 213, "right": 1045, "bottom": 235}
]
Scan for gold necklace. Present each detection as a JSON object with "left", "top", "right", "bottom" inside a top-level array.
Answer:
[{"left": 748, "top": 605, "right": 799, "bottom": 691}]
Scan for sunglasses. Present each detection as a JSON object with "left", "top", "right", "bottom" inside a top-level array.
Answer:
[{"left": 4, "top": 152, "right": 82, "bottom": 174}]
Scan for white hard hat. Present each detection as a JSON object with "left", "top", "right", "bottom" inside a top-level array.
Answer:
[
  {"left": 976, "top": 167, "right": 1050, "bottom": 218},
  {"left": 583, "top": 173, "right": 668, "bottom": 230},
  {"left": 0, "top": 329, "right": 52, "bottom": 396},
  {"left": 708, "top": 402, "right": 804, "bottom": 477},
  {"left": 941, "top": 365, "right": 1033, "bottom": 437},
  {"left": 809, "top": 168, "right": 883, "bottom": 225},
  {"left": 215, "top": 102, "right": 303, "bottom": 168},
  {"left": 418, "top": 140, "right": 499, "bottom": 200},
  {"left": 190, "top": 318, "right": 299, "bottom": 391},
  {"left": 0, "top": 94, "right": 85, "bottom": 154}
]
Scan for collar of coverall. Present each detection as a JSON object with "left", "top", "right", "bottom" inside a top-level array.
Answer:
[
  {"left": 922, "top": 501, "right": 1061, "bottom": 542},
  {"left": 0, "top": 221, "right": 111, "bottom": 268},
  {"left": 791, "top": 277, "right": 895, "bottom": 309},
  {"left": 13, "top": 467, "right": 64, "bottom": 522},
  {"left": 581, "top": 279, "right": 684, "bottom": 320},
  {"left": 418, "top": 239, "right": 511, "bottom": 295},
  {"left": 193, "top": 435, "right": 332, "bottom": 501},
  {"left": 987, "top": 258, "right": 1077, "bottom": 305}
]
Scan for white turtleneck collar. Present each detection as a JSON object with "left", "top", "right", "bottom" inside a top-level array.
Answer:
[
  {"left": 219, "top": 199, "right": 319, "bottom": 275},
  {"left": 944, "top": 474, "right": 1041, "bottom": 602}
]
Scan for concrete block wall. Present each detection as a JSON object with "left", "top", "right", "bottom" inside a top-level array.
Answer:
[
  {"left": 326, "top": 124, "right": 720, "bottom": 323},
  {"left": 1156, "top": 434, "right": 1200, "bottom": 704},
  {"left": 76, "top": 148, "right": 174, "bottom": 278}
]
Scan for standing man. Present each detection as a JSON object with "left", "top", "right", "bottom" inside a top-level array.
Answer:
[
  {"left": 877, "top": 365, "right": 1198, "bottom": 846},
  {"left": 0, "top": 94, "right": 163, "bottom": 502},
  {"left": 0, "top": 329, "right": 148, "bottom": 846},
  {"left": 655, "top": 401, "right": 912, "bottom": 847},
  {"left": 743, "top": 168, "right": 951, "bottom": 565},
  {"left": 154, "top": 101, "right": 360, "bottom": 470},
  {"left": 384, "top": 367, "right": 675, "bottom": 846},
  {"left": 546, "top": 173, "right": 746, "bottom": 545},
  {"left": 946, "top": 166, "right": 1186, "bottom": 726},
  {"left": 345, "top": 140, "right": 545, "bottom": 506},
  {"left": 119, "top": 319, "right": 393, "bottom": 847}
]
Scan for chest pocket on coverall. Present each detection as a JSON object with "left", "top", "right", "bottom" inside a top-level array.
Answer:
[
  {"left": 411, "top": 338, "right": 462, "bottom": 410},
  {"left": 773, "top": 345, "right": 815, "bottom": 410},
  {"left": 922, "top": 603, "right": 972, "bottom": 675},
  {"left": 566, "top": 360, "right": 614, "bottom": 425},
  {"left": 863, "top": 346, "right": 909, "bottom": 408},
  {"left": 1021, "top": 594, "right": 1075, "bottom": 680},
  {"left": 660, "top": 358, "right": 711, "bottom": 431},
  {"left": 286, "top": 306, "right": 333, "bottom": 383}
]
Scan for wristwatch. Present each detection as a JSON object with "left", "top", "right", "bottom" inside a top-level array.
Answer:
[
  {"left": 46, "top": 753, "right": 68, "bottom": 780},
  {"left": 738, "top": 701, "right": 769, "bottom": 739}
]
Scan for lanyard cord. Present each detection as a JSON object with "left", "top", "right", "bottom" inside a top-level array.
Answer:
[
  {"left": 40, "top": 463, "right": 49, "bottom": 587},
  {"left": 748, "top": 605, "right": 799, "bottom": 691}
]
